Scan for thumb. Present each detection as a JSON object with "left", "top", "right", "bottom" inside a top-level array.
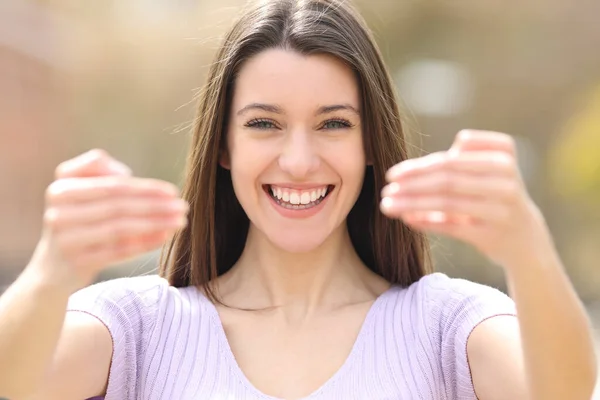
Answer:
[{"left": 55, "top": 149, "right": 132, "bottom": 179}]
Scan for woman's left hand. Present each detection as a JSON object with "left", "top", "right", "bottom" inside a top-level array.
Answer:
[{"left": 380, "top": 129, "right": 555, "bottom": 270}]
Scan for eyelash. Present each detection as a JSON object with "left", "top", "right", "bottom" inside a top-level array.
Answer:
[{"left": 244, "top": 118, "right": 354, "bottom": 130}]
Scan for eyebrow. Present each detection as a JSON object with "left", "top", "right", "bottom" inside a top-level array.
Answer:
[
  {"left": 236, "top": 103, "right": 360, "bottom": 116},
  {"left": 236, "top": 103, "right": 283, "bottom": 116},
  {"left": 316, "top": 104, "right": 360, "bottom": 116}
]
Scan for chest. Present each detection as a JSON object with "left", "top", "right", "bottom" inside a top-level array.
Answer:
[
  {"left": 137, "top": 288, "right": 452, "bottom": 400},
  {"left": 216, "top": 303, "right": 373, "bottom": 399}
]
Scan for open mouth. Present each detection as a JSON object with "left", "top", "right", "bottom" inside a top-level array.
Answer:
[{"left": 263, "top": 184, "right": 334, "bottom": 210}]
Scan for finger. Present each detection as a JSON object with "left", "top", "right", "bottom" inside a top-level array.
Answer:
[
  {"left": 400, "top": 211, "right": 486, "bottom": 241},
  {"left": 44, "top": 197, "right": 189, "bottom": 229},
  {"left": 72, "top": 231, "right": 176, "bottom": 268},
  {"left": 46, "top": 177, "right": 180, "bottom": 205},
  {"left": 380, "top": 195, "right": 510, "bottom": 223},
  {"left": 381, "top": 173, "right": 519, "bottom": 199},
  {"left": 56, "top": 215, "right": 187, "bottom": 252},
  {"left": 402, "top": 211, "right": 477, "bottom": 227},
  {"left": 55, "top": 149, "right": 132, "bottom": 179},
  {"left": 451, "top": 130, "right": 516, "bottom": 156},
  {"left": 386, "top": 151, "right": 516, "bottom": 182}
]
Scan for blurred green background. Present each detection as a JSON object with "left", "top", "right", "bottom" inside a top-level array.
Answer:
[{"left": 1, "top": 0, "right": 600, "bottom": 390}]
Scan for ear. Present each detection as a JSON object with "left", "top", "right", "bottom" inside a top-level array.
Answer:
[{"left": 219, "top": 149, "right": 231, "bottom": 170}]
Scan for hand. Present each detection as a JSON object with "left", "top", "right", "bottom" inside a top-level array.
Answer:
[
  {"left": 380, "top": 130, "right": 554, "bottom": 270},
  {"left": 26, "top": 149, "right": 188, "bottom": 291}
]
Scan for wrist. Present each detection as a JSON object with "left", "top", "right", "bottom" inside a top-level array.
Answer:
[
  {"left": 20, "top": 263, "right": 84, "bottom": 298},
  {"left": 503, "top": 246, "right": 564, "bottom": 287},
  {"left": 500, "top": 205, "right": 559, "bottom": 274}
]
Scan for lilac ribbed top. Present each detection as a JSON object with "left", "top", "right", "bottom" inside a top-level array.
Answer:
[{"left": 66, "top": 272, "right": 516, "bottom": 400}]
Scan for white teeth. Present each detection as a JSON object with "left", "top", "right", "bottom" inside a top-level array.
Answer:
[
  {"left": 289, "top": 192, "right": 300, "bottom": 205},
  {"left": 269, "top": 185, "right": 330, "bottom": 205},
  {"left": 300, "top": 192, "right": 311, "bottom": 204}
]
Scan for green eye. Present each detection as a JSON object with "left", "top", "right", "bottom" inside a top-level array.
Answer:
[
  {"left": 322, "top": 119, "right": 352, "bottom": 130},
  {"left": 246, "top": 119, "right": 277, "bottom": 129}
]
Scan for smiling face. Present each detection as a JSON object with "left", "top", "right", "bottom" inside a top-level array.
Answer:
[{"left": 224, "top": 48, "right": 367, "bottom": 253}]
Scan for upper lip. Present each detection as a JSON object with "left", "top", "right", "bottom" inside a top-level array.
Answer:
[{"left": 266, "top": 183, "right": 333, "bottom": 190}]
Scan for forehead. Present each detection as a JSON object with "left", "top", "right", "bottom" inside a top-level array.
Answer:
[{"left": 232, "top": 48, "right": 359, "bottom": 111}]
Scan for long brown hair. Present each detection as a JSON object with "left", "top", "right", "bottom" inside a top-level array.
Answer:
[{"left": 159, "top": 0, "right": 431, "bottom": 301}]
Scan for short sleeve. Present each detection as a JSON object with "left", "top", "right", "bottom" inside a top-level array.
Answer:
[
  {"left": 66, "top": 274, "right": 169, "bottom": 400},
  {"left": 422, "top": 272, "right": 517, "bottom": 399}
]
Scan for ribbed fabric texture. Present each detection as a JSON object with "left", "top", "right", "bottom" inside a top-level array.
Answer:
[{"left": 67, "top": 273, "right": 516, "bottom": 400}]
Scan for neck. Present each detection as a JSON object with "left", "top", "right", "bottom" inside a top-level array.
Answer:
[{"left": 217, "top": 223, "right": 387, "bottom": 315}]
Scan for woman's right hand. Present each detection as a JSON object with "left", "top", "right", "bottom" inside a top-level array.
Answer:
[{"left": 26, "top": 149, "right": 188, "bottom": 292}]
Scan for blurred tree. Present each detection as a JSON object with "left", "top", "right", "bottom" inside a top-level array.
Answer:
[{"left": 548, "top": 83, "right": 600, "bottom": 214}]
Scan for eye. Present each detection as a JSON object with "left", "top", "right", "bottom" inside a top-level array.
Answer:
[
  {"left": 321, "top": 118, "right": 353, "bottom": 130},
  {"left": 245, "top": 118, "right": 278, "bottom": 130}
]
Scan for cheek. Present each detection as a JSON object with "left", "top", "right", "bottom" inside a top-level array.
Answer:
[
  {"left": 227, "top": 136, "right": 272, "bottom": 204},
  {"left": 331, "top": 139, "right": 366, "bottom": 186},
  {"left": 343, "top": 159, "right": 367, "bottom": 196}
]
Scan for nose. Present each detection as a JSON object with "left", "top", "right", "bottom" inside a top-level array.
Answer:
[{"left": 278, "top": 129, "right": 320, "bottom": 179}]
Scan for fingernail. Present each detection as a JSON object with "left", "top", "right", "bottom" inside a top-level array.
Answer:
[
  {"left": 381, "top": 182, "right": 400, "bottom": 197},
  {"left": 381, "top": 197, "right": 394, "bottom": 210}
]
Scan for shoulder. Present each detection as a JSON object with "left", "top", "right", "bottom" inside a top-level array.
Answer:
[
  {"left": 67, "top": 274, "right": 171, "bottom": 314},
  {"left": 387, "top": 272, "right": 515, "bottom": 317},
  {"left": 411, "top": 272, "right": 515, "bottom": 333},
  {"left": 408, "top": 272, "right": 512, "bottom": 309},
  {"left": 67, "top": 274, "right": 209, "bottom": 324},
  {"left": 405, "top": 273, "right": 517, "bottom": 398},
  {"left": 65, "top": 275, "right": 210, "bottom": 399}
]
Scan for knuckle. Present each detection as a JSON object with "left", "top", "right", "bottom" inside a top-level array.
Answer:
[
  {"left": 54, "top": 162, "right": 69, "bottom": 179},
  {"left": 105, "top": 178, "right": 126, "bottom": 195},
  {"left": 45, "top": 181, "right": 65, "bottom": 204},
  {"left": 92, "top": 179, "right": 120, "bottom": 199},
  {"left": 434, "top": 152, "right": 449, "bottom": 165},
  {"left": 84, "top": 149, "right": 111, "bottom": 170},
  {"left": 494, "top": 153, "right": 514, "bottom": 170},
  {"left": 43, "top": 208, "right": 61, "bottom": 229},
  {"left": 88, "top": 148, "right": 109, "bottom": 161},
  {"left": 457, "top": 129, "right": 472, "bottom": 141},
  {"left": 504, "top": 134, "right": 516, "bottom": 149},
  {"left": 444, "top": 154, "right": 461, "bottom": 171}
]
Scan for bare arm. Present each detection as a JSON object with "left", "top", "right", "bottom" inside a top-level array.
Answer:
[
  {"left": 29, "top": 311, "right": 113, "bottom": 400},
  {"left": 0, "top": 269, "right": 111, "bottom": 400},
  {"left": 381, "top": 130, "right": 597, "bottom": 399},
  {"left": 468, "top": 253, "right": 596, "bottom": 400},
  {"left": 467, "top": 316, "right": 528, "bottom": 400},
  {"left": 0, "top": 150, "right": 186, "bottom": 399}
]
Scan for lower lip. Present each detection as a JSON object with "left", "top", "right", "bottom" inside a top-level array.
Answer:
[{"left": 265, "top": 188, "right": 332, "bottom": 219}]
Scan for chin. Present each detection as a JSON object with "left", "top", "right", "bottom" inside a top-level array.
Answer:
[{"left": 265, "top": 230, "right": 330, "bottom": 253}]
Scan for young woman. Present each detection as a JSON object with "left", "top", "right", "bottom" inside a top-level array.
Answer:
[{"left": 0, "top": 0, "right": 596, "bottom": 399}]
